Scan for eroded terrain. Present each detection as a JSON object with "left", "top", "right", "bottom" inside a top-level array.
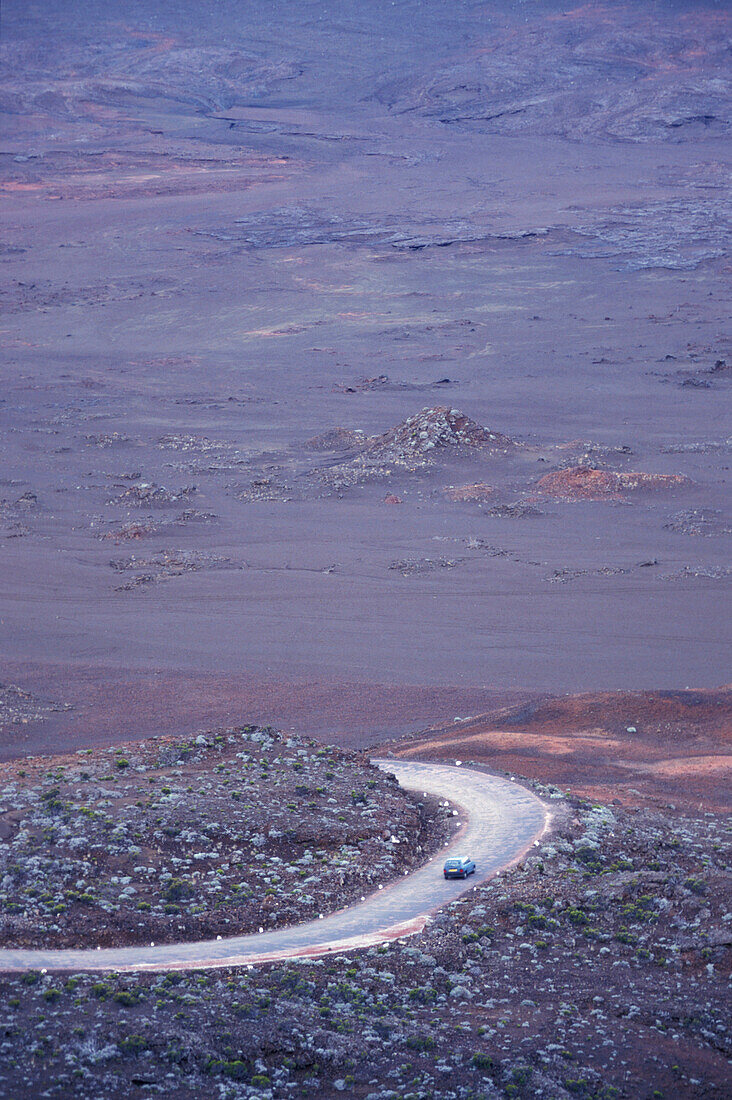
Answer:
[
  {"left": 0, "top": 0, "right": 730, "bottom": 729},
  {"left": 388, "top": 687, "right": 732, "bottom": 813}
]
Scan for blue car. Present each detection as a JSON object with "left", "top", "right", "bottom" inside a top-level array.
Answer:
[{"left": 443, "top": 856, "right": 476, "bottom": 879}]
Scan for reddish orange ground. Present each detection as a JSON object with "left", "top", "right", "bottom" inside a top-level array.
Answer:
[
  {"left": 443, "top": 482, "right": 496, "bottom": 502},
  {"left": 536, "top": 466, "right": 690, "bottom": 500},
  {"left": 387, "top": 687, "right": 732, "bottom": 812}
]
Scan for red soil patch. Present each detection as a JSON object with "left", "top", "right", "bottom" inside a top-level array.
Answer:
[
  {"left": 536, "top": 466, "right": 690, "bottom": 500},
  {"left": 443, "top": 482, "right": 496, "bottom": 502}
]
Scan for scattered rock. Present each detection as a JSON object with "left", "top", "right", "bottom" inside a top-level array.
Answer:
[
  {"left": 389, "top": 556, "right": 464, "bottom": 576},
  {"left": 486, "top": 502, "right": 544, "bottom": 518},
  {"left": 333, "top": 375, "right": 390, "bottom": 394},
  {"left": 0, "top": 684, "right": 74, "bottom": 730},
  {"left": 664, "top": 509, "right": 732, "bottom": 537},
  {"left": 109, "top": 549, "right": 243, "bottom": 590},
  {"left": 109, "top": 482, "right": 198, "bottom": 508}
]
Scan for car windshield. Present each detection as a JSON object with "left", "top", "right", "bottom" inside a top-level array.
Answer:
[{"left": 444, "top": 860, "right": 461, "bottom": 867}]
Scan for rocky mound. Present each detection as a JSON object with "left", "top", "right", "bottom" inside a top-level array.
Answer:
[
  {"left": 304, "top": 427, "right": 366, "bottom": 452},
  {"left": 443, "top": 482, "right": 496, "bottom": 503},
  {"left": 315, "top": 407, "right": 515, "bottom": 490},
  {"left": 536, "top": 466, "right": 689, "bottom": 501},
  {"left": 365, "top": 406, "right": 514, "bottom": 462}
]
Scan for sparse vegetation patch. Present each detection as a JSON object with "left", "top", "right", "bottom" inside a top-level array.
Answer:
[{"left": 0, "top": 727, "right": 451, "bottom": 948}]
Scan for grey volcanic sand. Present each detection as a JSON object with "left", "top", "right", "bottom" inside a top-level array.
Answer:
[{"left": 0, "top": 0, "right": 730, "bottom": 756}]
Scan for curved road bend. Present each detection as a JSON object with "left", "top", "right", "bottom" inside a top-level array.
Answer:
[{"left": 0, "top": 761, "right": 550, "bottom": 973}]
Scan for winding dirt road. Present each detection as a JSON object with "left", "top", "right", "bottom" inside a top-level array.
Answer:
[{"left": 0, "top": 761, "right": 550, "bottom": 973}]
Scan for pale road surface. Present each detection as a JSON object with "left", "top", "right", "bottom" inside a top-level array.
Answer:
[{"left": 0, "top": 761, "right": 551, "bottom": 973}]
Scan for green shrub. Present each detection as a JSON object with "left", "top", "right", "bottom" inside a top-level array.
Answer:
[
  {"left": 208, "top": 1059, "right": 248, "bottom": 1080},
  {"left": 471, "top": 1052, "right": 495, "bottom": 1070},
  {"left": 608, "top": 859, "right": 634, "bottom": 872},
  {"left": 164, "top": 1045, "right": 185, "bottom": 1064},
  {"left": 406, "top": 1034, "right": 436, "bottom": 1052},
  {"left": 41, "top": 788, "right": 65, "bottom": 813},
  {"left": 512, "top": 1065, "right": 532, "bottom": 1085},
  {"left": 163, "top": 879, "right": 194, "bottom": 902},
  {"left": 564, "top": 1079, "right": 589, "bottom": 1095},
  {"left": 113, "top": 990, "right": 138, "bottom": 1006},
  {"left": 120, "top": 1034, "right": 149, "bottom": 1053},
  {"left": 408, "top": 986, "right": 436, "bottom": 1004},
  {"left": 574, "top": 845, "right": 603, "bottom": 870},
  {"left": 614, "top": 929, "right": 637, "bottom": 946},
  {"left": 565, "top": 908, "right": 588, "bottom": 926}
]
